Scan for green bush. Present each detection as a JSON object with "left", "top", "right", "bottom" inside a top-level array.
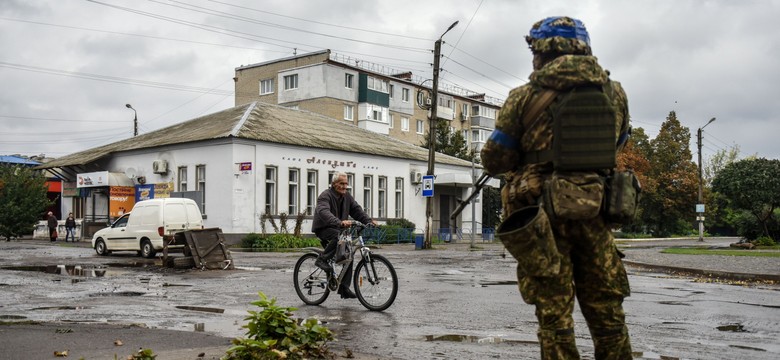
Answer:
[
  {"left": 241, "top": 233, "right": 320, "bottom": 250},
  {"left": 386, "top": 218, "right": 416, "bottom": 230},
  {"left": 754, "top": 236, "right": 777, "bottom": 247},
  {"left": 224, "top": 292, "right": 334, "bottom": 360}
]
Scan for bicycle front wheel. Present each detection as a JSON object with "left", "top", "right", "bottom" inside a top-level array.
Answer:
[
  {"left": 294, "top": 253, "right": 330, "bottom": 305},
  {"left": 354, "top": 253, "right": 398, "bottom": 311}
]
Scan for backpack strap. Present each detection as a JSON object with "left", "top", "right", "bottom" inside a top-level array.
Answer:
[{"left": 520, "top": 89, "right": 558, "bottom": 164}]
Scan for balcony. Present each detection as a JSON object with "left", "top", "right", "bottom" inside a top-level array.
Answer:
[{"left": 470, "top": 115, "right": 495, "bottom": 129}]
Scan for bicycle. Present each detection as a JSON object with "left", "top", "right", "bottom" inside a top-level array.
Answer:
[{"left": 294, "top": 221, "right": 398, "bottom": 311}]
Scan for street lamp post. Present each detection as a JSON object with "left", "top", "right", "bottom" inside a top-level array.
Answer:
[
  {"left": 424, "top": 20, "right": 459, "bottom": 250},
  {"left": 697, "top": 117, "right": 716, "bottom": 242},
  {"left": 126, "top": 104, "right": 138, "bottom": 137}
]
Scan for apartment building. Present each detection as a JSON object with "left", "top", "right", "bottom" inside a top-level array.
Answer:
[{"left": 233, "top": 49, "right": 501, "bottom": 155}]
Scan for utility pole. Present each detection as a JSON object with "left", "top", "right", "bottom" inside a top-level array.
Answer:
[
  {"left": 697, "top": 117, "right": 715, "bottom": 242},
  {"left": 126, "top": 104, "right": 138, "bottom": 137},
  {"left": 424, "top": 20, "right": 458, "bottom": 250}
]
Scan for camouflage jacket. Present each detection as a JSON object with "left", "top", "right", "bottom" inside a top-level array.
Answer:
[{"left": 480, "top": 55, "right": 629, "bottom": 211}]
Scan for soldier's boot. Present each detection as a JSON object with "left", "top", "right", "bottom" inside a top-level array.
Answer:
[
  {"left": 537, "top": 328, "right": 580, "bottom": 360},
  {"left": 591, "top": 326, "right": 632, "bottom": 360}
]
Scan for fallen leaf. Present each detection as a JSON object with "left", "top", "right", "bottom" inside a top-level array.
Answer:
[
  {"left": 115, "top": 339, "right": 124, "bottom": 346},
  {"left": 54, "top": 349, "right": 69, "bottom": 357}
]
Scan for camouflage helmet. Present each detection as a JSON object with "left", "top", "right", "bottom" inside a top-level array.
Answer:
[{"left": 526, "top": 16, "right": 592, "bottom": 55}]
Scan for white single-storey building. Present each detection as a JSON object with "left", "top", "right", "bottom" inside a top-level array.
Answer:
[{"left": 38, "top": 101, "right": 495, "bottom": 243}]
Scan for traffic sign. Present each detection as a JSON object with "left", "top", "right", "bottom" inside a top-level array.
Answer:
[{"left": 422, "top": 175, "right": 434, "bottom": 197}]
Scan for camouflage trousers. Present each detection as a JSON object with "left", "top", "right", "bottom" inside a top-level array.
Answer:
[{"left": 516, "top": 215, "right": 632, "bottom": 360}]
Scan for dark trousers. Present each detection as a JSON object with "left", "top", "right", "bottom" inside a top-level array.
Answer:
[
  {"left": 48, "top": 227, "right": 57, "bottom": 241},
  {"left": 315, "top": 228, "right": 352, "bottom": 294}
]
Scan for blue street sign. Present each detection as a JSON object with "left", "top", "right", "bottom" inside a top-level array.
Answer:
[{"left": 422, "top": 175, "right": 434, "bottom": 197}]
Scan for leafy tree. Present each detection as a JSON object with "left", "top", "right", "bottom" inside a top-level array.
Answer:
[
  {"left": 0, "top": 165, "right": 51, "bottom": 240},
  {"left": 711, "top": 158, "right": 780, "bottom": 240},
  {"left": 639, "top": 111, "right": 699, "bottom": 236},
  {"left": 421, "top": 120, "right": 475, "bottom": 162},
  {"left": 701, "top": 145, "right": 741, "bottom": 235}
]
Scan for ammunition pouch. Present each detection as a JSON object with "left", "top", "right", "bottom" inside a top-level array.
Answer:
[
  {"left": 605, "top": 170, "right": 641, "bottom": 224},
  {"left": 496, "top": 205, "right": 560, "bottom": 277},
  {"left": 542, "top": 171, "right": 604, "bottom": 220}
]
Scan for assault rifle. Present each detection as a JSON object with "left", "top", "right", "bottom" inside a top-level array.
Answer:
[{"left": 449, "top": 172, "right": 492, "bottom": 222}]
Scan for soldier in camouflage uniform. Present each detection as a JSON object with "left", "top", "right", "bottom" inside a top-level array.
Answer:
[{"left": 481, "top": 17, "right": 633, "bottom": 359}]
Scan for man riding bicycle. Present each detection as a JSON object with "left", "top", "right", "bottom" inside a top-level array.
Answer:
[{"left": 312, "top": 172, "right": 377, "bottom": 299}]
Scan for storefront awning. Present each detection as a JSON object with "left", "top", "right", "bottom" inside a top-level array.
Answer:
[{"left": 435, "top": 172, "right": 500, "bottom": 188}]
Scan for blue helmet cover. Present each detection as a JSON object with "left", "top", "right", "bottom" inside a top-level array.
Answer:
[{"left": 529, "top": 16, "right": 590, "bottom": 46}]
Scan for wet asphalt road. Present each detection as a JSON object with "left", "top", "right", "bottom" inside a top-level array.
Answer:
[{"left": 0, "top": 239, "right": 778, "bottom": 360}]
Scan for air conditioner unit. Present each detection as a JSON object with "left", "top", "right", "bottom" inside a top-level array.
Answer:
[
  {"left": 152, "top": 160, "right": 168, "bottom": 174},
  {"left": 410, "top": 171, "right": 423, "bottom": 184},
  {"left": 460, "top": 113, "right": 467, "bottom": 121}
]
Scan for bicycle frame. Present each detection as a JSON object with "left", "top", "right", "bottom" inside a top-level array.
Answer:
[{"left": 305, "top": 225, "right": 374, "bottom": 292}]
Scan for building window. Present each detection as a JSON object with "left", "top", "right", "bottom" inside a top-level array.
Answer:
[
  {"left": 363, "top": 175, "right": 373, "bottom": 217},
  {"left": 389, "top": 114, "right": 394, "bottom": 129},
  {"left": 366, "top": 76, "right": 388, "bottom": 92},
  {"left": 416, "top": 119, "right": 424, "bottom": 134},
  {"left": 347, "top": 173, "right": 354, "bottom": 195},
  {"left": 306, "top": 170, "right": 318, "bottom": 216},
  {"left": 260, "top": 78, "right": 274, "bottom": 95},
  {"left": 196, "top": 165, "right": 206, "bottom": 214},
  {"left": 345, "top": 73, "right": 354, "bottom": 89},
  {"left": 344, "top": 104, "right": 354, "bottom": 120},
  {"left": 378, "top": 176, "right": 387, "bottom": 218},
  {"left": 178, "top": 166, "right": 187, "bottom": 191},
  {"left": 401, "top": 117, "right": 409, "bottom": 132},
  {"left": 288, "top": 169, "right": 299, "bottom": 215},
  {"left": 372, "top": 109, "right": 382, "bottom": 122},
  {"left": 389, "top": 84, "right": 394, "bottom": 99},
  {"left": 265, "top": 166, "right": 277, "bottom": 214},
  {"left": 395, "top": 177, "right": 404, "bottom": 218},
  {"left": 462, "top": 103, "right": 469, "bottom": 117},
  {"left": 283, "top": 74, "right": 298, "bottom": 90},
  {"left": 402, "top": 88, "right": 410, "bottom": 102}
]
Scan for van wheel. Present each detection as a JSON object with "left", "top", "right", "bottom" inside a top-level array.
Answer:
[
  {"left": 95, "top": 239, "right": 110, "bottom": 256},
  {"left": 140, "top": 240, "right": 156, "bottom": 259}
]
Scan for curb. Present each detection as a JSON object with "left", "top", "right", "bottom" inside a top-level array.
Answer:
[{"left": 623, "top": 260, "right": 780, "bottom": 284}]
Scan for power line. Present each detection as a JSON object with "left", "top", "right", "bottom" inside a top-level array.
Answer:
[
  {"left": 157, "top": 0, "right": 431, "bottom": 52},
  {"left": 0, "top": 17, "right": 291, "bottom": 55},
  {"left": 206, "top": 0, "right": 434, "bottom": 41},
  {"left": 0, "top": 115, "right": 126, "bottom": 123},
  {"left": 0, "top": 61, "right": 234, "bottom": 96}
]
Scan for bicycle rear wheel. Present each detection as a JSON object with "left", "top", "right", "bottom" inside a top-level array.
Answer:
[
  {"left": 353, "top": 253, "right": 398, "bottom": 311},
  {"left": 294, "top": 253, "right": 330, "bottom": 305}
]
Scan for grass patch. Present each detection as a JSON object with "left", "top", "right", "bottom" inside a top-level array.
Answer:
[{"left": 661, "top": 248, "right": 780, "bottom": 257}]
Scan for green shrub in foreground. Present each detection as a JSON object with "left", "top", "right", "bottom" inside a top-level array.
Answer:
[{"left": 223, "top": 292, "right": 334, "bottom": 360}]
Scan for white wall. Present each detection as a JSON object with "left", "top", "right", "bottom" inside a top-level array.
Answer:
[{"left": 97, "top": 139, "right": 479, "bottom": 237}]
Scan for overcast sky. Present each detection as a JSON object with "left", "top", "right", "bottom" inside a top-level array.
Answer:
[{"left": 1, "top": 0, "right": 778, "bottom": 163}]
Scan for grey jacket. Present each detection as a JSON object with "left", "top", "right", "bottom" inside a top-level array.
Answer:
[{"left": 311, "top": 187, "right": 372, "bottom": 233}]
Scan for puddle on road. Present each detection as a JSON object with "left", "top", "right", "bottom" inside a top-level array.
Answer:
[
  {"left": 717, "top": 323, "right": 748, "bottom": 332},
  {"left": 90, "top": 291, "right": 146, "bottom": 297},
  {"left": 31, "top": 306, "right": 92, "bottom": 311},
  {"left": 0, "top": 315, "right": 27, "bottom": 320},
  {"left": 425, "top": 334, "right": 536, "bottom": 345},
  {"left": 658, "top": 301, "right": 692, "bottom": 306},
  {"left": 2, "top": 265, "right": 113, "bottom": 277},
  {"left": 632, "top": 351, "right": 679, "bottom": 359},
  {"left": 479, "top": 280, "right": 517, "bottom": 287},
  {"left": 176, "top": 305, "right": 225, "bottom": 314}
]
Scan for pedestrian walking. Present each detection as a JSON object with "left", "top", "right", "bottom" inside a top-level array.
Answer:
[{"left": 47, "top": 211, "right": 58, "bottom": 242}]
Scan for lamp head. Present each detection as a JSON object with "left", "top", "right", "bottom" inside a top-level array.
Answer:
[{"left": 125, "top": 104, "right": 133, "bottom": 109}]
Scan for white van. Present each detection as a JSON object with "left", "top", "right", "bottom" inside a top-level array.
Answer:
[{"left": 91, "top": 198, "right": 204, "bottom": 258}]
